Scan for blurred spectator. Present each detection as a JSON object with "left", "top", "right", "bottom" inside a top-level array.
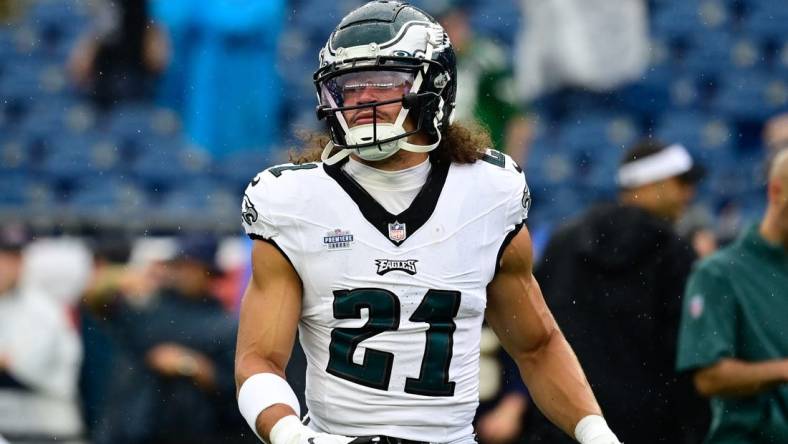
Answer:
[
  {"left": 676, "top": 149, "right": 788, "bottom": 443},
  {"left": 438, "top": 4, "right": 532, "bottom": 164},
  {"left": 474, "top": 327, "right": 528, "bottom": 444},
  {"left": 77, "top": 236, "right": 133, "bottom": 438},
  {"left": 514, "top": 0, "right": 648, "bottom": 101},
  {"left": 764, "top": 113, "right": 788, "bottom": 162},
  {"left": 151, "top": 0, "right": 286, "bottom": 160},
  {"left": 117, "top": 236, "right": 177, "bottom": 308},
  {"left": 68, "top": 0, "right": 168, "bottom": 108},
  {"left": 212, "top": 237, "right": 249, "bottom": 311},
  {"left": 94, "top": 234, "right": 248, "bottom": 444},
  {"left": 527, "top": 141, "right": 709, "bottom": 443},
  {"left": 676, "top": 205, "right": 719, "bottom": 258},
  {"left": 80, "top": 237, "right": 178, "bottom": 440},
  {"left": 0, "top": 229, "right": 91, "bottom": 442}
]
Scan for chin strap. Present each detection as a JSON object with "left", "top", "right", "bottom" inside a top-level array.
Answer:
[
  {"left": 397, "top": 130, "right": 441, "bottom": 154},
  {"left": 321, "top": 141, "right": 352, "bottom": 165}
]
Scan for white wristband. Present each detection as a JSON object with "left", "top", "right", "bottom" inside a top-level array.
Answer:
[
  {"left": 269, "top": 415, "right": 307, "bottom": 444},
  {"left": 238, "top": 373, "right": 302, "bottom": 441},
  {"left": 574, "top": 415, "right": 621, "bottom": 444}
]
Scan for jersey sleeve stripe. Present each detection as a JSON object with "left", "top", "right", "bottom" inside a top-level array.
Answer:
[{"left": 494, "top": 222, "right": 524, "bottom": 274}]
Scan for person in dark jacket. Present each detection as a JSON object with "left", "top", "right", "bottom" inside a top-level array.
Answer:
[
  {"left": 526, "top": 140, "right": 710, "bottom": 443},
  {"left": 95, "top": 235, "right": 252, "bottom": 444}
]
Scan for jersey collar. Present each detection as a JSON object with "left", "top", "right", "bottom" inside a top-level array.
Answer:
[
  {"left": 323, "top": 156, "right": 450, "bottom": 247},
  {"left": 740, "top": 223, "right": 788, "bottom": 264}
]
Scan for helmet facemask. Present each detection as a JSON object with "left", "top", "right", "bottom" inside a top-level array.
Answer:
[{"left": 316, "top": 58, "right": 445, "bottom": 163}]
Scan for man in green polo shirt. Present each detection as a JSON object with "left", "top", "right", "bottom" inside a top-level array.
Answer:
[{"left": 677, "top": 149, "right": 788, "bottom": 443}]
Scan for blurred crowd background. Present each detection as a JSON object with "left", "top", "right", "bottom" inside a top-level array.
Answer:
[{"left": 0, "top": 0, "right": 786, "bottom": 443}]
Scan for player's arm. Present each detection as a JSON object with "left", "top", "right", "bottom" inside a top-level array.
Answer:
[
  {"left": 235, "top": 239, "right": 303, "bottom": 440},
  {"left": 693, "top": 358, "right": 788, "bottom": 397},
  {"left": 235, "top": 240, "right": 359, "bottom": 444},
  {"left": 485, "top": 227, "right": 620, "bottom": 444}
]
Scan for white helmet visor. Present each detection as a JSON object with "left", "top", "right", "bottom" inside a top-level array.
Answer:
[{"left": 319, "top": 70, "right": 416, "bottom": 111}]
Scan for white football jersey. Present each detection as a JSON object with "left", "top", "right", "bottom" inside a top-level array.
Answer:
[{"left": 241, "top": 150, "right": 530, "bottom": 443}]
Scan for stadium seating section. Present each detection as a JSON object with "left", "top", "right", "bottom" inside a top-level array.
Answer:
[{"left": 0, "top": 0, "right": 785, "bottom": 233}]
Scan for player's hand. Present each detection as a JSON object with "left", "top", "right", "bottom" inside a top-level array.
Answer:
[
  {"left": 145, "top": 343, "right": 209, "bottom": 376},
  {"left": 476, "top": 393, "right": 526, "bottom": 443},
  {"left": 270, "top": 416, "right": 365, "bottom": 444}
]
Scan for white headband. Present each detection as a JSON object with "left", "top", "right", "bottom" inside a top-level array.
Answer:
[{"left": 617, "top": 144, "right": 694, "bottom": 188}]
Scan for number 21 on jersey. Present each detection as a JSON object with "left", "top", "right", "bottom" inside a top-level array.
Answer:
[{"left": 326, "top": 288, "right": 461, "bottom": 397}]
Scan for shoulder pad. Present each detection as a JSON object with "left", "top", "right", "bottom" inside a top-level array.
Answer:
[{"left": 241, "top": 162, "right": 321, "bottom": 239}]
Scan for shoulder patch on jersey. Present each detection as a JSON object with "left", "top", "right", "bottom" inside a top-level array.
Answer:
[
  {"left": 521, "top": 180, "right": 531, "bottom": 218},
  {"left": 689, "top": 294, "right": 704, "bottom": 319},
  {"left": 242, "top": 193, "right": 258, "bottom": 226},
  {"left": 323, "top": 229, "right": 355, "bottom": 250}
]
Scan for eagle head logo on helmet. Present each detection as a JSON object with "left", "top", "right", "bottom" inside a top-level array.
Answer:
[{"left": 313, "top": 0, "right": 457, "bottom": 165}]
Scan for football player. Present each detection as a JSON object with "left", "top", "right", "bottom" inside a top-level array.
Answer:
[{"left": 235, "top": 2, "right": 621, "bottom": 444}]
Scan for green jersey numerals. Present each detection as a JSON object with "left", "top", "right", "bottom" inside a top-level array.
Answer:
[
  {"left": 268, "top": 163, "right": 318, "bottom": 177},
  {"left": 326, "top": 288, "right": 461, "bottom": 397}
]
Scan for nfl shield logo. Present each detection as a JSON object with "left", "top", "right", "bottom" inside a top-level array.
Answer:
[
  {"left": 388, "top": 221, "right": 407, "bottom": 242},
  {"left": 690, "top": 294, "right": 704, "bottom": 319}
]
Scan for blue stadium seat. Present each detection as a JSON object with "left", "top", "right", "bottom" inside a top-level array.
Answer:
[
  {"left": 683, "top": 31, "right": 734, "bottom": 74},
  {"left": 529, "top": 184, "right": 590, "bottom": 226},
  {"left": 0, "top": 136, "right": 30, "bottom": 174},
  {"left": 216, "top": 149, "right": 279, "bottom": 193},
  {"left": 617, "top": 65, "right": 674, "bottom": 117},
  {"left": 154, "top": 179, "right": 239, "bottom": 229},
  {"left": 652, "top": 1, "right": 728, "bottom": 40},
  {"left": 295, "top": 1, "right": 347, "bottom": 39},
  {"left": 554, "top": 114, "right": 638, "bottom": 187},
  {"left": 42, "top": 134, "right": 122, "bottom": 183},
  {"left": 125, "top": 131, "right": 187, "bottom": 161},
  {"left": 0, "top": 173, "right": 55, "bottom": 214},
  {"left": 469, "top": 1, "right": 521, "bottom": 47},
  {"left": 558, "top": 114, "right": 639, "bottom": 151},
  {"left": 130, "top": 146, "right": 211, "bottom": 189},
  {"left": 19, "top": 99, "right": 92, "bottom": 137},
  {"left": 130, "top": 148, "right": 188, "bottom": 189},
  {"left": 742, "top": 6, "right": 788, "bottom": 43},
  {"left": 108, "top": 104, "right": 182, "bottom": 143},
  {"left": 0, "top": 29, "right": 16, "bottom": 61},
  {"left": 655, "top": 112, "right": 734, "bottom": 153},
  {"left": 68, "top": 177, "right": 149, "bottom": 225},
  {"left": 524, "top": 138, "right": 572, "bottom": 187},
  {"left": 0, "top": 173, "right": 29, "bottom": 207},
  {"left": 714, "top": 70, "right": 788, "bottom": 121},
  {"left": 706, "top": 147, "right": 764, "bottom": 197},
  {"left": 777, "top": 41, "right": 788, "bottom": 77},
  {"left": 0, "top": 60, "right": 48, "bottom": 97},
  {"left": 0, "top": 93, "right": 33, "bottom": 126}
]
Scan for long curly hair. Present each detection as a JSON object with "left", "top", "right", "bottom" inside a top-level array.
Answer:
[{"left": 288, "top": 121, "right": 492, "bottom": 165}]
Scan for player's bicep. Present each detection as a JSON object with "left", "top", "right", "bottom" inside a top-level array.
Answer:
[
  {"left": 486, "top": 228, "right": 557, "bottom": 361},
  {"left": 235, "top": 239, "right": 302, "bottom": 386}
]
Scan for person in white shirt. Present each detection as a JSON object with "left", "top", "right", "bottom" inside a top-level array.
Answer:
[{"left": 0, "top": 228, "right": 89, "bottom": 442}]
